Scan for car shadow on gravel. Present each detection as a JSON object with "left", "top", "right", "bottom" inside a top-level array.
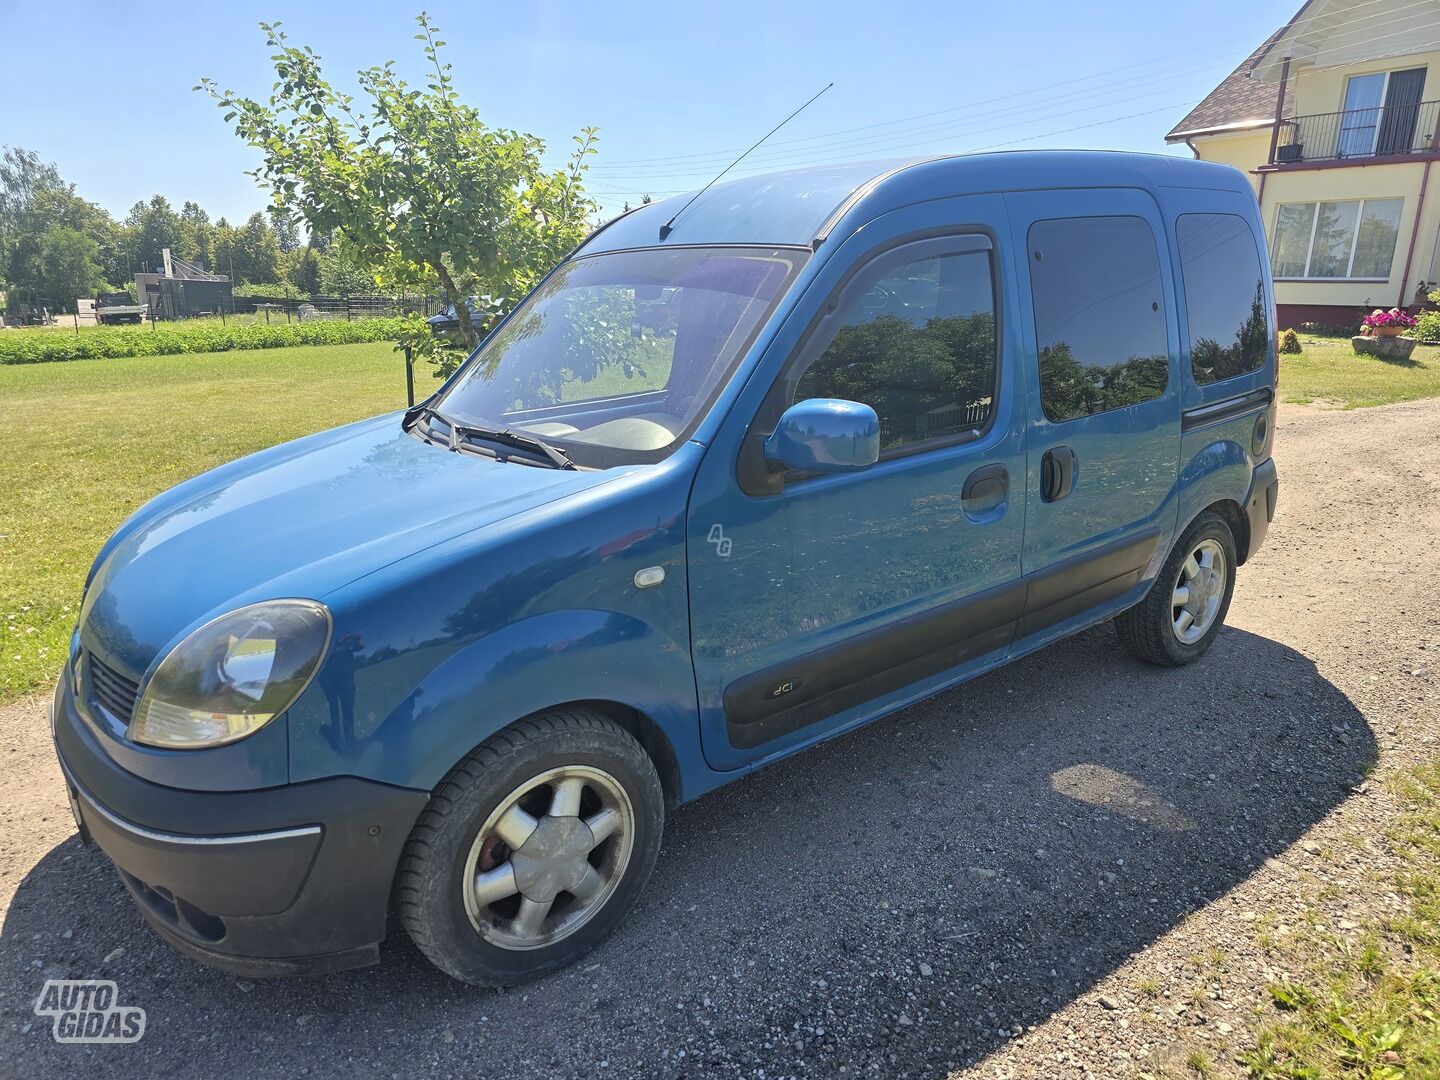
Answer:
[{"left": 1, "top": 623, "right": 1375, "bottom": 1078}]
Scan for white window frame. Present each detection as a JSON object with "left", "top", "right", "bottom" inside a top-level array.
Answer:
[
  {"left": 1340, "top": 71, "right": 1389, "bottom": 157},
  {"left": 1338, "top": 67, "right": 1428, "bottom": 157},
  {"left": 1272, "top": 197, "right": 1403, "bottom": 281}
]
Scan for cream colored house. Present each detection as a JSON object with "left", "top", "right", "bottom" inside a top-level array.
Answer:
[{"left": 1167, "top": 0, "right": 1440, "bottom": 328}]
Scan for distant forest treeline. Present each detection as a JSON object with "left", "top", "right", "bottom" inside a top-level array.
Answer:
[{"left": 0, "top": 146, "right": 381, "bottom": 313}]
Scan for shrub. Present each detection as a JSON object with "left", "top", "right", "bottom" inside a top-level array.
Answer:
[
  {"left": 233, "top": 282, "right": 307, "bottom": 299},
  {"left": 0, "top": 316, "right": 408, "bottom": 364},
  {"left": 1278, "top": 328, "right": 1302, "bottom": 354},
  {"left": 1415, "top": 309, "right": 1440, "bottom": 344},
  {"left": 1299, "top": 319, "right": 1363, "bottom": 338}
]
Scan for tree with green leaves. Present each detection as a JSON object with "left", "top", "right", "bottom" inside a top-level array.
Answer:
[
  {"left": 36, "top": 227, "right": 104, "bottom": 309},
  {"left": 1, "top": 148, "right": 123, "bottom": 304},
  {"left": 125, "top": 194, "right": 183, "bottom": 273},
  {"left": 235, "top": 211, "right": 282, "bottom": 284},
  {"left": 179, "top": 201, "right": 214, "bottom": 270},
  {"left": 318, "top": 238, "right": 379, "bottom": 296},
  {"left": 285, "top": 245, "right": 322, "bottom": 295},
  {"left": 0, "top": 148, "right": 62, "bottom": 288},
  {"left": 198, "top": 13, "right": 599, "bottom": 347},
  {"left": 269, "top": 208, "right": 302, "bottom": 254}
]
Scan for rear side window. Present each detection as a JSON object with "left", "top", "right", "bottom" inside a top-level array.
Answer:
[
  {"left": 793, "top": 245, "right": 997, "bottom": 451},
  {"left": 1176, "top": 213, "right": 1268, "bottom": 385},
  {"left": 1028, "top": 216, "right": 1169, "bottom": 423}
]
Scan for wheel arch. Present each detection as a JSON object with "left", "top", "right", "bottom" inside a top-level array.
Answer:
[
  {"left": 1197, "top": 498, "right": 1251, "bottom": 564},
  {"left": 288, "top": 604, "right": 703, "bottom": 797},
  {"left": 523, "top": 699, "right": 683, "bottom": 812},
  {"left": 1177, "top": 433, "right": 1257, "bottom": 565},
  {"left": 419, "top": 697, "right": 686, "bottom": 812}
]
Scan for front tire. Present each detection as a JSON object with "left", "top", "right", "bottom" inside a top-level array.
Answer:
[
  {"left": 396, "top": 709, "right": 664, "bottom": 986},
  {"left": 1115, "top": 511, "right": 1237, "bottom": 666}
]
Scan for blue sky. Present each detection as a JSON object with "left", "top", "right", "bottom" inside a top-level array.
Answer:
[{"left": 1, "top": 0, "right": 1298, "bottom": 224}]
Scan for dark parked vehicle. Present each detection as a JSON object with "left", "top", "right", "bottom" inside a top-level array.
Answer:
[
  {"left": 425, "top": 295, "right": 503, "bottom": 335},
  {"left": 54, "top": 151, "right": 1278, "bottom": 986}
]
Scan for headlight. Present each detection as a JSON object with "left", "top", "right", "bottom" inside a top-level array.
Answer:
[{"left": 130, "top": 600, "right": 332, "bottom": 750}]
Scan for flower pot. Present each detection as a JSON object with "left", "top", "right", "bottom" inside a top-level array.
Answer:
[{"left": 1374, "top": 325, "right": 1405, "bottom": 337}]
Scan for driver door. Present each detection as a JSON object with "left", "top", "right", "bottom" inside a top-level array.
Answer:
[{"left": 686, "top": 196, "right": 1028, "bottom": 771}]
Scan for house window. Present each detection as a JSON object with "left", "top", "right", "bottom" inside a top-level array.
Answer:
[
  {"left": 1271, "top": 199, "right": 1403, "bottom": 280},
  {"left": 1338, "top": 68, "right": 1426, "bottom": 157}
]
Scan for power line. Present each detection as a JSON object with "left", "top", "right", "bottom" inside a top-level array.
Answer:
[
  {"left": 553, "top": 0, "right": 1439, "bottom": 178},
  {"left": 584, "top": 28, "right": 1440, "bottom": 201},
  {"left": 587, "top": 69, "right": 1238, "bottom": 179},
  {"left": 585, "top": 101, "right": 1200, "bottom": 205},
  {"left": 589, "top": 8, "right": 1440, "bottom": 180},
  {"left": 578, "top": 0, "right": 1434, "bottom": 169}
]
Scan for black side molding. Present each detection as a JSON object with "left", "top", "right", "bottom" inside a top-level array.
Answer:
[
  {"left": 723, "top": 527, "right": 1164, "bottom": 750},
  {"left": 1181, "top": 387, "right": 1273, "bottom": 433},
  {"left": 1016, "top": 528, "right": 1161, "bottom": 639},
  {"left": 724, "top": 578, "right": 1026, "bottom": 749}
]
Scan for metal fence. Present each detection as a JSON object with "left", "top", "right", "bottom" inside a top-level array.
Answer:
[
  {"left": 1275, "top": 100, "right": 1440, "bottom": 163},
  {"left": 231, "top": 293, "right": 446, "bottom": 322}
]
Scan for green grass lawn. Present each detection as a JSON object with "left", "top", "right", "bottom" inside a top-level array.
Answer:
[
  {"left": 0, "top": 341, "right": 409, "bottom": 704},
  {"left": 1279, "top": 336, "right": 1440, "bottom": 409},
  {"left": 1244, "top": 761, "right": 1440, "bottom": 1078}
]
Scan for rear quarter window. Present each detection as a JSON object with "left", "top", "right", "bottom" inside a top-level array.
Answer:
[{"left": 1176, "top": 213, "right": 1269, "bottom": 385}]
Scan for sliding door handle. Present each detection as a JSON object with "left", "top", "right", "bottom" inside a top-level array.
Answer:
[{"left": 1041, "top": 446, "right": 1076, "bottom": 502}]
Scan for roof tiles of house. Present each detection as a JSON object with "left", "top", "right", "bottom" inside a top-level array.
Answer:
[{"left": 1166, "top": 27, "right": 1293, "bottom": 141}]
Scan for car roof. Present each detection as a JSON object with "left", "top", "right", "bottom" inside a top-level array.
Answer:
[{"left": 578, "top": 150, "right": 1251, "bottom": 255}]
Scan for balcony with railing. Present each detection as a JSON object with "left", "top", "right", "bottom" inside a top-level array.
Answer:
[{"left": 1271, "top": 100, "right": 1440, "bottom": 164}]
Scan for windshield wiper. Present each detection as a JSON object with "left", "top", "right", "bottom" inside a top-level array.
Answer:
[
  {"left": 408, "top": 404, "right": 577, "bottom": 471},
  {"left": 457, "top": 424, "right": 578, "bottom": 471}
]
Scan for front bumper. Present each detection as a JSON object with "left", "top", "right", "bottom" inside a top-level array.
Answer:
[{"left": 52, "top": 676, "right": 429, "bottom": 977}]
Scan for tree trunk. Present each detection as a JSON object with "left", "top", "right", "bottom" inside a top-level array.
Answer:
[{"left": 432, "top": 261, "right": 477, "bottom": 349}]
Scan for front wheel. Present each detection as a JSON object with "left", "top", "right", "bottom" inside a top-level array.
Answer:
[
  {"left": 396, "top": 709, "right": 664, "bottom": 986},
  {"left": 1115, "top": 511, "right": 1237, "bottom": 666}
]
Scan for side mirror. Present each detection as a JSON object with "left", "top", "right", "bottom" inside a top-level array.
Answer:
[{"left": 763, "top": 398, "right": 880, "bottom": 475}]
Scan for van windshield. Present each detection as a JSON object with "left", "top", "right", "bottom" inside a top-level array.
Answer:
[{"left": 432, "top": 246, "right": 806, "bottom": 467}]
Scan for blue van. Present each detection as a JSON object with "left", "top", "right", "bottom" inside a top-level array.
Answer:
[{"left": 52, "top": 152, "right": 1278, "bottom": 985}]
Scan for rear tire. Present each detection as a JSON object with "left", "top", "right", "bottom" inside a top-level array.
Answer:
[
  {"left": 1115, "top": 511, "right": 1236, "bottom": 667},
  {"left": 397, "top": 708, "right": 664, "bottom": 986}
]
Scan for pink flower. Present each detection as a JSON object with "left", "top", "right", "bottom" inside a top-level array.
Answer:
[{"left": 1361, "top": 307, "right": 1417, "bottom": 329}]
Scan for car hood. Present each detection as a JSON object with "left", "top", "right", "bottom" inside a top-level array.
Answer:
[{"left": 79, "top": 413, "right": 624, "bottom": 676}]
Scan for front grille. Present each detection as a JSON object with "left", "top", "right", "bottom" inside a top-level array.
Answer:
[{"left": 88, "top": 653, "right": 140, "bottom": 724}]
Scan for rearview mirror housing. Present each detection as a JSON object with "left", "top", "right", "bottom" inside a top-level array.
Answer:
[{"left": 763, "top": 398, "right": 880, "bottom": 475}]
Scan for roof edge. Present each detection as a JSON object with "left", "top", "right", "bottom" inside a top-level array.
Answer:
[{"left": 1165, "top": 118, "right": 1280, "bottom": 141}]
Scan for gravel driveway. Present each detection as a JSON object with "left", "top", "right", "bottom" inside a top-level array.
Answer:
[{"left": 0, "top": 399, "right": 1434, "bottom": 1078}]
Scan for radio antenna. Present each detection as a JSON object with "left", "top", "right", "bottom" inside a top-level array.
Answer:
[{"left": 657, "top": 82, "right": 834, "bottom": 242}]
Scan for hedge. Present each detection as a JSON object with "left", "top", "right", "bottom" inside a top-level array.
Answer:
[{"left": 0, "top": 317, "right": 408, "bottom": 365}]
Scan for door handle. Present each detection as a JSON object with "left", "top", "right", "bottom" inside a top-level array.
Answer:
[
  {"left": 1041, "top": 446, "right": 1076, "bottom": 502},
  {"left": 962, "top": 463, "right": 1009, "bottom": 505}
]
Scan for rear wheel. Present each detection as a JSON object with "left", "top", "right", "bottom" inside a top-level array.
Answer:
[
  {"left": 1115, "top": 511, "right": 1236, "bottom": 666},
  {"left": 397, "top": 709, "right": 663, "bottom": 986}
]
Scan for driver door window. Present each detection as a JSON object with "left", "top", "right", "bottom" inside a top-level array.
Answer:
[{"left": 792, "top": 243, "right": 998, "bottom": 454}]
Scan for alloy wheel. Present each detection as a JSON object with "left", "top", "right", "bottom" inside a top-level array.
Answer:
[
  {"left": 462, "top": 765, "right": 634, "bottom": 951},
  {"left": 1171, "top": 537, "right": 1227, "bottom": 645}
]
